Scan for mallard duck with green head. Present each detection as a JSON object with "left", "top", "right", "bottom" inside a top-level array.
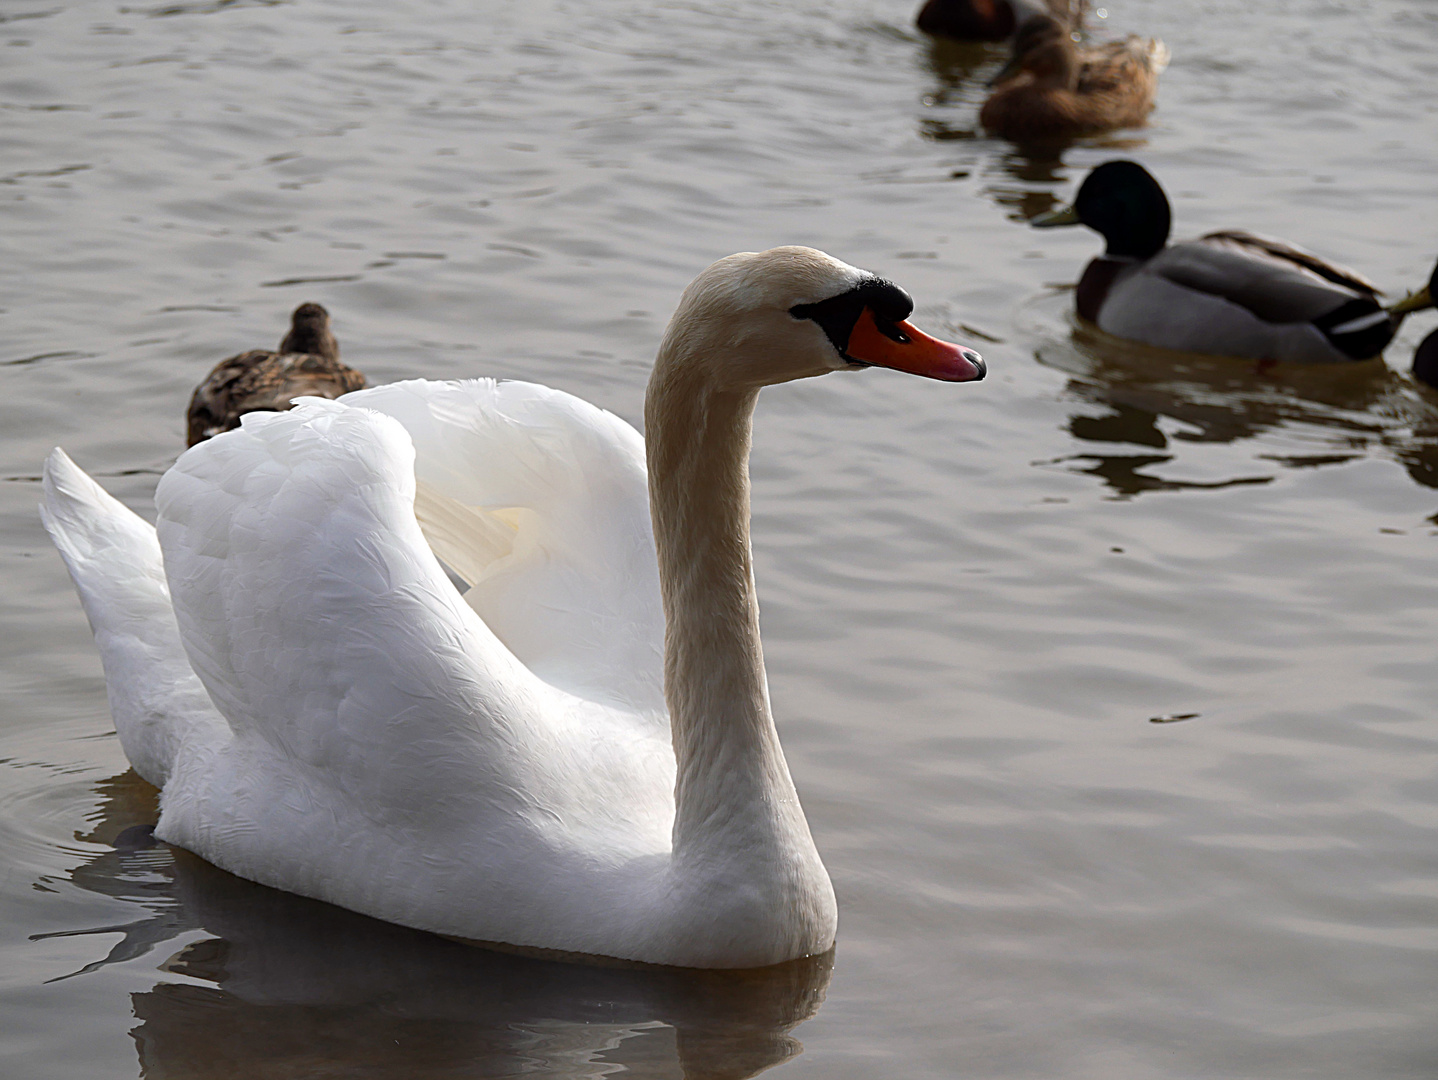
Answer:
[{"left": 1034, "top": 161, "right": 1434, "bottom": 363}]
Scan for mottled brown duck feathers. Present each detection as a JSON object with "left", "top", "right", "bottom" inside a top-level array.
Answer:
[{"left": 186, "top": 303, "right": 366, "bottom": 447}]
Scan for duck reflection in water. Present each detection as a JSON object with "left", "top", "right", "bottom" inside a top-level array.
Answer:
[
  {"left": 981, "top": 148, "right": 1070, "bottom": 223},
  {"left": 1037, "top": 322, "right": 1438, "bottom": 499},
  {"left": 919, "top": 124, "right": 1145, "bottom": 227},
  {"left": 40, "top": 770, "right": 834, "bottom": 1080}
]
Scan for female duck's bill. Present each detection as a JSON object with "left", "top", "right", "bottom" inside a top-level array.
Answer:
[{"left": 1387, "top": 259, "right": 1436, "bottom": 323}]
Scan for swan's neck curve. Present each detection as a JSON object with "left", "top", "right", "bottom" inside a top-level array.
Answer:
[{"left": 644, "top": 355, "right": 828, "bottom": 901}]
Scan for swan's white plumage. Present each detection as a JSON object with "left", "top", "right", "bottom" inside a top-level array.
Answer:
[
  {"left": 47, "top": 384, "right": 685, "bottom": 960},
  {"left": 37, "top": 247, "right": 976, "bottom": 967}
]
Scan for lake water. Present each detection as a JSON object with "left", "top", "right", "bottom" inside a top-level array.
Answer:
[{"left": 2, "top": 0, "right": 1436, "bottom": 1076}]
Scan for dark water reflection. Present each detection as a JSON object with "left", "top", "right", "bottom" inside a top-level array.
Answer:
[
  {"left": 920, "top": 38, "right": 999, "bottom": 105},
  {"left": 1037, "top": 322, "right": 1438, "bottom": 498},
  {"left": 1398, "top": 432, "right": 1438, "bottom": 491},
  {"left": 983, "top": 148, "right": 1071, "bottom": 221},
  {"left": 915, "top": 36, "right": 996, "bottom": 148},
  {"left": 47, "top": 772, "right": 832, "bottom": 1080}
]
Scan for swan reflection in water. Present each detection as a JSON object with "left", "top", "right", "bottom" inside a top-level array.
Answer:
[
  {"left": 43, "top": 770, "right": 834, "bottom": 1080},
  {"left": 1035, "top": 319, "right": 1438, "bottom": 499}
]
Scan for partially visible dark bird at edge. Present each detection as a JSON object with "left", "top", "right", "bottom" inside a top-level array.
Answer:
[
  {"left": 1390, "top": 260, "right": 1438, "bottom": 389},
  {"left": 917, "top": 0, "right": 1086, "bottom": 43}
]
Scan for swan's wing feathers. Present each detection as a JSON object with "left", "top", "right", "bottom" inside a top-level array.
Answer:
[
  {"left": 413, "top": 480, "right": 518, "bottom": 589},
  {"left": 41, "top": 449, "right": 229, "bottom": 787},
  {"left": 342, "top": 379, "right": 664, "bottom": 716},
  {"left": 155, "top": 401, "right": 541, "bottom": 803}
]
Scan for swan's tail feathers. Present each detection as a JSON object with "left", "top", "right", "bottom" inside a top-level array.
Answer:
[{"left": 41, "top": 449, "right": 228, "bottom": 788}]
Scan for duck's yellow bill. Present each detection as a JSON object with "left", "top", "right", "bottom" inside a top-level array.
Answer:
[{"left": 1388, "top": 285, "right": 1434, "bottom": 317}]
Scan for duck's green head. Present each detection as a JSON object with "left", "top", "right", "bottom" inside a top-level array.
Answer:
[{"left": 1033, "top": 160, "right": 1172, "bottom": 259}]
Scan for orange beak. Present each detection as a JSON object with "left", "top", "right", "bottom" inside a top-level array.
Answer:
[{"left": 845, "top": 307, "right": 985, "bottom": 382}]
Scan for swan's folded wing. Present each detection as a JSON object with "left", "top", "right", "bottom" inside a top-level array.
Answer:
[
  {"left": 340, "top": 379, "right": 664, "bottom": 717},
  {"left": 154, "top": 400, "right": 546, "bottom": 807}
]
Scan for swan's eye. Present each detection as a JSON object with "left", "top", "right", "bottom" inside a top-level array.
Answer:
[{"left": 790, "top": 277, "right": 914, "bottom": 360}]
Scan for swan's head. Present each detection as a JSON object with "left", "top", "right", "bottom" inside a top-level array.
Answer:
[{"left": 655, "top": 246, "right": 985, "bottom": 390}]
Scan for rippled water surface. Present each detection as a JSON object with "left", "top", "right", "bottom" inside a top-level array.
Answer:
[{"left": 3, "top": 0, "right": 1437, "bottom": 1076}]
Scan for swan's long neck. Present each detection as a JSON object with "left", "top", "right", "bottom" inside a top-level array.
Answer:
[{"left": 644, "top": 360, "right": 815, "bottom": 872}]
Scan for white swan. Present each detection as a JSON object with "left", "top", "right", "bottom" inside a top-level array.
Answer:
[{"left": 41, "top": 247, "right": 985, "bottom": 968}]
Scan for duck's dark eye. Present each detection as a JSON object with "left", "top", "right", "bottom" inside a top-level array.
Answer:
[{"left": 790, "top": 277, "right": 914, "bottom": 359}]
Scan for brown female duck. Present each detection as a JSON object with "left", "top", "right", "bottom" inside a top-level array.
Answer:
[
  {"left": 979, "top": 15, "right": 1168, "bottom": 142},
  {"left": 186, "top": 303, "right": 367, "bottom": 446}
]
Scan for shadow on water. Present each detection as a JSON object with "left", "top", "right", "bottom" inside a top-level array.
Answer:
[
  {"left": 42, "top": 771, "right": 834, "bottom": 1080},
  {"left": 1031, "top": 318, "right": 1438, "bottom": 499}
]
